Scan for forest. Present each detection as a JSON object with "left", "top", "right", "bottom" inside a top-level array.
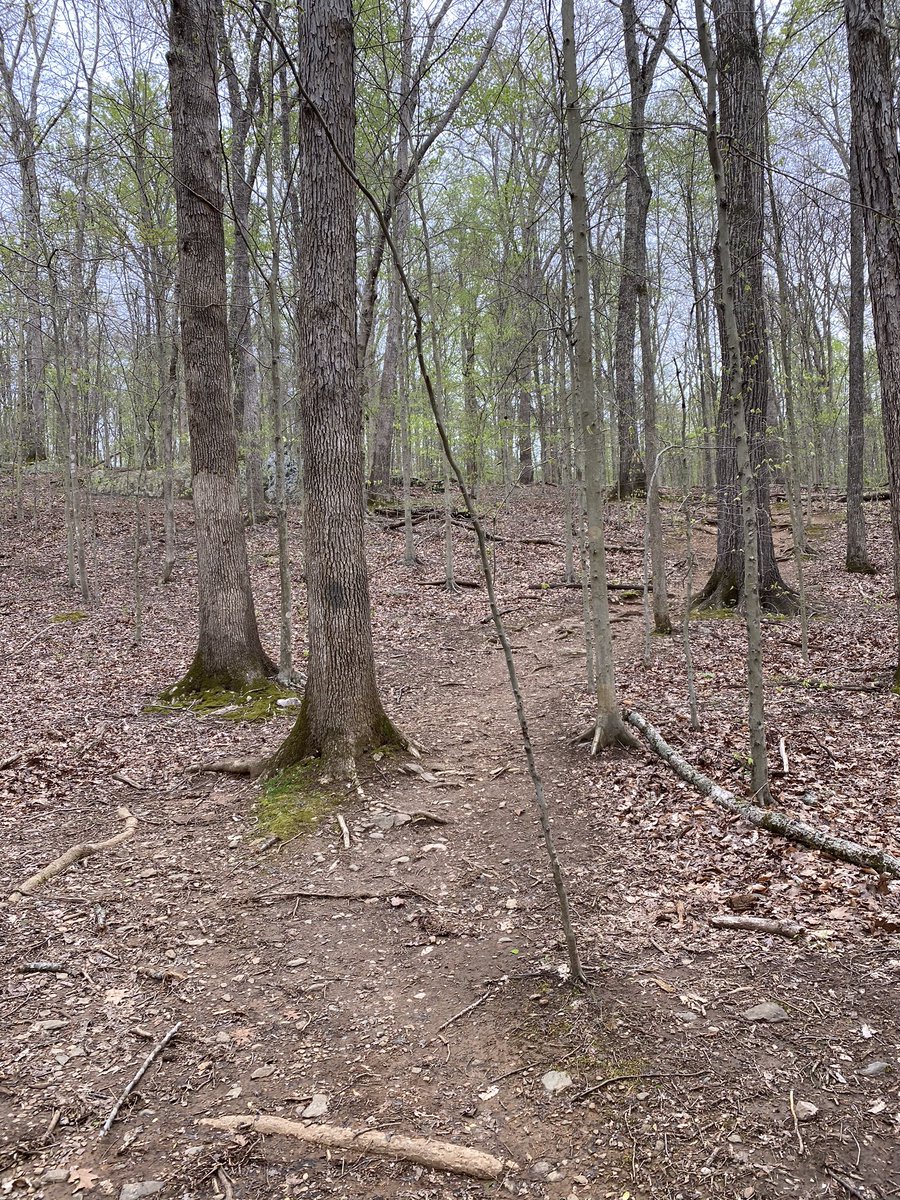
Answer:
[{"left": 1, "top": 0, "right": 899, "bottom": 1194}]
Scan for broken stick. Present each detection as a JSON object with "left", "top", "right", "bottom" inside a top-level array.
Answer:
[
  {"left": 710, "top": 915, "right": 804, "bottom": 939},
  {"left": 99, "top": 1022, "right": 182, "bottom": 1137},
  {"left": 9, "top": 807, "right": 139, "bottom": 904},
  {"left": 201, "top": 1114, "right": 513, "bottom": 1180},
  {"left": 624, "top": 710, "right": 900, "bottom": 878}
]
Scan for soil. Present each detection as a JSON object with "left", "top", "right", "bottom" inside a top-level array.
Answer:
[{"left": 2, "top": 478, "right": 899, "bottom": 1200}]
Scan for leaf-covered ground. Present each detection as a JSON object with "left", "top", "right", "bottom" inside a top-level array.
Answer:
[{"left": 1, "top": 476, "right": 898, "bottom": 1200}]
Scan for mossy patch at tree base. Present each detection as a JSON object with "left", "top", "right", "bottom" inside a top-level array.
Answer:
[
  {"left": 255, "top": 763, "right": 336, "bottom": 840},
  {"left": 149, "top": 678, "right": 300, "bottom": 722}
]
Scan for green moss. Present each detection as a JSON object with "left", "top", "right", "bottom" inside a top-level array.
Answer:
[
  {"left": 256, "top": 763, "right": 335, "bottom": 840},
  {"left": 52, "top": 611, "right": 88, "bottom": 623},
  {"left": 149, "top": 679, "right": 299, "bottom": 722},
  {"left": 690, "top": 607, "right": 736, "bottom": 620}
]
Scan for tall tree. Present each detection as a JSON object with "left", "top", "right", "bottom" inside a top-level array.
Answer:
[
  {"left": 845, "top": 0, "right": 900, "bottom": 687},
  {"left": 270, "top": 0, "right": 400, "bottom": 777},
  {"left": 695, "top": 0, "right": 794, "bottom": 612},
  {"left": 613, "top": 0, "right": 672, "bottom": 499},
  {"left": 166, "top": 0, "right": 272, "bottom": 693}
]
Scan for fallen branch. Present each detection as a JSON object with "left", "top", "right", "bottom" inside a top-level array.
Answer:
[
  {"left": 624, "top": 710, "right": 900, "bottom": 878},
  {"left": 710, "top": 915, "right": 803, "bottom": 938},
  {"left": 9, "top": 807, "right": 138, "bottom": 904},
  {"left": 99, "top": 1022, "right": 182, "bottom": 1136},
  {"left": 201, "top": 1114, "right": 513, "bottom": 1180},
  {"left": 528, "top": 581, "right": 649, "bottom": 592},
  {"left": 241, "top": 885, "right": 434, "bottom": 904}
]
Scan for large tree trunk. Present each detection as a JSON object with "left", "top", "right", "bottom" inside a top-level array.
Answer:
[
  {"left": 166, "top": 0, "right": 272, "bottom": 694},
  {"left": 269, "top": 0, "right": 400, "bottom": 778},
  {"left": 695, "top": 0, "right": 795, "bottom": 614},
  {"left": 845, "top": 0, "right": 900, "bottom": 688}
]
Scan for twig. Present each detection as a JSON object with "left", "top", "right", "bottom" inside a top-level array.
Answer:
[
  {"left": 573, "top": 1071, "right": 704, "bottom": 1102},
  {"left": 99, "top": 1022, "right": 182, "bottom": 1137},
  {"left": 432, "top": 985, "right": 498, "bottom": 1035},
  {"left": 789, "top": 1088, "right": 805, "bottom": 1155},
  {"left": 17, "top": 961, "right": 66, "bottom": 974},
  {"left": 336, "top": 813, "right": 352, "bottom": 849}
]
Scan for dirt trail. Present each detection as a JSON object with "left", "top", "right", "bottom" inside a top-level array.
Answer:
[{"left": 1, "top": 483, "right": 898, "bottom": 1200}]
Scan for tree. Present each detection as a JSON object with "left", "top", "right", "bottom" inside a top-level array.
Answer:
[
  {"left": 269, "top": 0, "right": 400, "bottom": 777},
  {"left": 845, "top": 0, "right": 900, "bottom": 688},
  {"left": 695, "top": 0, "right": 795, "bottom": 613},
  {"left": 166, "top": 0, "right": 273, "bottom": 693},
  {"left": 613, "top": 0, "right": 672, "bottom": 499}
]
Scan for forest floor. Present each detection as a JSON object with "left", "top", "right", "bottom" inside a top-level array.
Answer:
[{"left": 1, "top": 475, "right": 899, "bottom": 1200}]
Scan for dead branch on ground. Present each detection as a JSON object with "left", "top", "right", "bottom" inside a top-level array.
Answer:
[
  {"left": 201, "top": 1114, "right": 513, "bottom": 1180},
  {"left": 8, "top": 807, "right": 138, "bottom": 904},
  {"left": 625, "top": 710, "right": 900, "bottom": 877}
]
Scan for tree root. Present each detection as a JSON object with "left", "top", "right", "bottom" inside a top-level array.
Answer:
[
  {"left": 201, "top": 1114, "right": 514, "bottom": 1180},
  {"left": 9, "top": 807, "right": 138, "bottom": 904},
  {"left": 624, "top": 709, "right": 900, "bottom": 877}
]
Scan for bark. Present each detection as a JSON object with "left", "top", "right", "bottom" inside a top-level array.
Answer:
[
  {"left": 269, "top": 0, "right": 400, "bottom": 777},
  {"left": 695, "top": 0, "right": 795, "bottom": 614},
  {"left": 0, "top": 26, "right": 48, "bottom": 461},
  {"left": 695, "top": 0, "right": 771, "bottom": 804},
  {"left": 166, "top": 0, "right": 272, "bottom": 693},
  {"left": 846, "top": 0, "right": 900, "bottom": 690},
  {"left": 461, "top": 313, "right": 479, "bottom": 485},
  {"left": 613, "top": 0, "right": 672, "bottom": 499},
  {"left": 562, "top": 0, "right": 633, "bottom": 749},
  {"left": 846, "top": 126, "right": 876, "bottom": 573}
]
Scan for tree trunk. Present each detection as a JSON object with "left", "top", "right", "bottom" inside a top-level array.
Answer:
[
  {"left": 269, "top": 0, "right": 400, "bottom": 777},
  {"left": 166, "top": 0, "right": 272, "bottom": 694},
  {"left": 845, "top": 0, "right": 900, "bottom": 689},
  {"left": 562, "top": 0, "right": 632, "bottom": 749},
  {"left": 845, "top": 126, "right": 875, "bottom": 573},
  {"left": 695, "top": 0, "right": 796, "bottom": 614}
]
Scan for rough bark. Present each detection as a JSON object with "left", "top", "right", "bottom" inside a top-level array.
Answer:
[
  {"left": 845, "top": 117, "right": 875, "bottom": 572},
  {"left": 695, "top": 0, "right": 796, "bottom": 614},
  {"left": 166, "top": 0, "right": 272, "bottom": 693},
  {"left": 269, "top": 0, "right": 400, "bottom": 778},
  {"left": 846, "top": 0, "right": 900, "bottom": 690},
  {"left": 562, "top": 0, "right": 633, "bottom": 749},
  {"left": 613, "top": 0, "right": 672, "bottom": 499}
]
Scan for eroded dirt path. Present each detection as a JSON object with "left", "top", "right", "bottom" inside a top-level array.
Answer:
[{"left": 2, "top": 482, "right": 899, "bottom": 1200}]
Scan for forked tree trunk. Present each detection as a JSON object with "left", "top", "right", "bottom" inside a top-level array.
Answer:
[
  {"left": 269, "top": 0, "right": 400, "bottom": 777},
  {"left": 166, "top": 0, "right": 272, "bottom": 694},
  {"left": 845, "top": 0, "right": 900, "bottom": 688},
  {"left": 695, "top": 0, "right": 796, "bottom": 614}
]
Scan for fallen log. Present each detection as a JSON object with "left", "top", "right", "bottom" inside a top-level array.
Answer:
[
  {"left": 201, "top": 1114, "right": 513, "bottom": 1180},
  {"left": 8, "top": 806, "right": 138, "bottom": 904},
  {"left": 528, "top": 581, "right": 650, "bottom": 592},
  {"left": 624, "top": 710, "right": 900, "bottom": 878},
  {"left": 710, "top": 915, "right": 804, "bottom": 938}
]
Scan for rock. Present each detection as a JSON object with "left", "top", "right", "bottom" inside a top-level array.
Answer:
[
  {"left": 302, "top": 1093, "right": 328, "bottom": 1119},
  {"left": 546, "top": 1170, "right": 564, "bottom": 1182},
  {"left": 43, "top": 1169, "right": 69, "bottom": 1183},
  {"left": 263, "top": 447, "right": 301, "bottom": 503},
  {"left": 528, "top": 1161, "right": 553, "bottom": 1179},
  {"left": 860, "top": 1060, "right": 891, "bottom": 1077},
  {"left": 793, "top": 1100, "right": 819, "bottom": 1122},
  {"left": 542, "top": 1070, "right": 573, "bottom": 1095},
  {"left": 743, "top": 1001, "right": 789, "bottom": 1023},
  {"left": 276, "top": 697, "right": 300, "bottom": 708},
  {"left": 120, "top": 1183, "right": 164, "bottom": 1200},
  {"left": 250, "top": 1065, "right": 275, "bottom": 1079}
]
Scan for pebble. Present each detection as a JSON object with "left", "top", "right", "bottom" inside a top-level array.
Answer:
[
  {"left": 120, "top": 1183, "right": 164, "bottom": 1200},
  {"left": 860, "top": 1061, "right": 890, "bottom": 1077},
  {"left": 302, "top": 1093, "right": 328, "bottom": 1119},
  {"left": 742, "top": 1001, "right": 789, "bottom": 1023},
  {"left": 529, "top": 1161, "right": 553, "bottom": 1179},
  {"left": 250, "top": 1065, "right": 275, "bottom": 1079},
  {"left": 542, "top": 1070, "right": 573, "bottom": 1095},
  {"left": 794, "top": 1100, "right": 819, "bottom": 1122}
]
